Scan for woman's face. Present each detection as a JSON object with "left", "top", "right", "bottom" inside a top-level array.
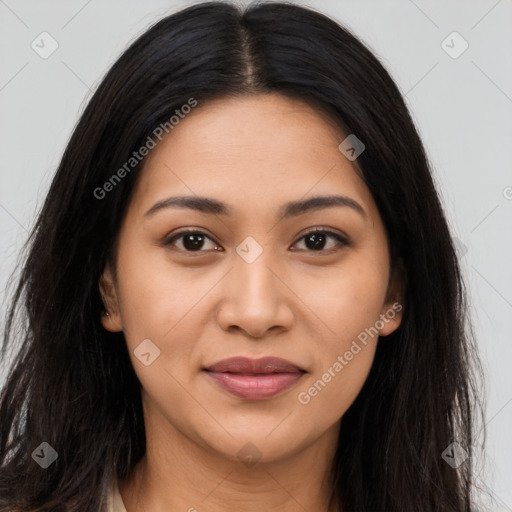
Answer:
[{"left": 100, "top": 93, "right": 403, "bottom": 464}]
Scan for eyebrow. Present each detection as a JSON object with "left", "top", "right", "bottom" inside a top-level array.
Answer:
[{"left": 144, "top": 194, "right": 367, "bottom": 220}]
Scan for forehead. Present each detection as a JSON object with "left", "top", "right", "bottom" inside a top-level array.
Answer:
[
  {"left": 129, "top": 93, "right": 375, "bottom": 220},
  {"left": 158, "top": 93, "right": 349, "bottom": 160}
]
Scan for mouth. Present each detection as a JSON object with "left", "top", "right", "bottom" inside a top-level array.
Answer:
[{"left": 203, "top": 356, "right": 306, "bottom": 400}]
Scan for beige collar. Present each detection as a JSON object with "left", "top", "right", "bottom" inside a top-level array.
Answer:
[{"left": 107, "top": 479, "right": 128, "bottom": 512}]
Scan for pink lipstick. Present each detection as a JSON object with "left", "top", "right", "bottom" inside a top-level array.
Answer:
[{"left": 204, "top": 356, "right": 305, "bottom": 400}]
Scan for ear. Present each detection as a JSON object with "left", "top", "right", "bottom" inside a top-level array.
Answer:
[
  {"left": 99, "top": 264, "right": 123, "bottom": 332},
  {"left": 378, "top": 260, "right": 406, "bottom": 337}
]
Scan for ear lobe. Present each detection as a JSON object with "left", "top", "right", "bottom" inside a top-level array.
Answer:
[
  {"left": 99, "top": 265, "right": 123, "bottom": 332},
  {"left": 379, "top": 260, "right": 406, "bottom": 337}
]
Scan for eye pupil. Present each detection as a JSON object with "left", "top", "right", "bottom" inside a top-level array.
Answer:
[
  {"left": 305, "top": 232, "right": 327, "bottom": 251},
  {"left": 183, "top": 233, "right": 205, "bottom": 251},
  {"left": 168, "top": 229, "right": 344, "bottom": 254}
]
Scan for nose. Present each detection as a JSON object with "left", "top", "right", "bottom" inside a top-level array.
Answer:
[{"left": 216, "top": 249, "right": 294, "bottom": 339}]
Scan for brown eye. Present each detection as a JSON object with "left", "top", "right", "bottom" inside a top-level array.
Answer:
[
  {"left": 163, "top": 228, "right": 349, "bottom": 255},
  {"left": 164, "top": 230, "right": 221, "bottom": 253},
  {"left": 292, "top": 229, "right": 349, "bottom": 252}
]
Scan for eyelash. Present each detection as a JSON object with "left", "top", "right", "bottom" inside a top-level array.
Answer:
[{"left": 163, "top": 228, "right": 349, "bottom": 255}]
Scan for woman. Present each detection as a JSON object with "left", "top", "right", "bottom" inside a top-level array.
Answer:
[{"left": 0, "top": 1, "right": 484, "bottom": 510}]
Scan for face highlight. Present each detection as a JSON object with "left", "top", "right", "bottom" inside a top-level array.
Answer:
[{"left": 99, "top": 92, "right": 403, "bottom": 467}]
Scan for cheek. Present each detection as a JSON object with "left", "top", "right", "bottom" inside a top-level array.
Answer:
[
  {"left": 296, "top": 341, "right": 376, "bottom": 433},
  {"left": 114, "top": 252, "right": 209, "bottom": 417},
  {"left": 292, "top": 253, "right": 388, "bottom": 421},
  {"left": 114, "top": 243, "right": 215, "bottom": 369},
  {"left": 298, "top": 253, "right": 389, "bottom": 344}
]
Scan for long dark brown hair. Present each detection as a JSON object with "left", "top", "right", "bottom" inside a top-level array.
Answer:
[{"left": 0, "top": 1, "right": 485, "bottom": 510}]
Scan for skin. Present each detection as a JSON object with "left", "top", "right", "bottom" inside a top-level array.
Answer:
[{"left": 100, "top": 93, "right": 404, "bottom": 511}]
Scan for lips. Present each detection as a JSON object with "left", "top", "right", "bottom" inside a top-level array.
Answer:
[
  {"left": 204, "top": 357, "right": 306, "bottom": 400},
  {"left": 205, "top": 356, "right": 304, "bottom": 374}
]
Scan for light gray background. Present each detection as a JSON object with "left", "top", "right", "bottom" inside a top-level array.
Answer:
[{"left": 1, "top": 0, "right": 511, "bottom": 509}]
